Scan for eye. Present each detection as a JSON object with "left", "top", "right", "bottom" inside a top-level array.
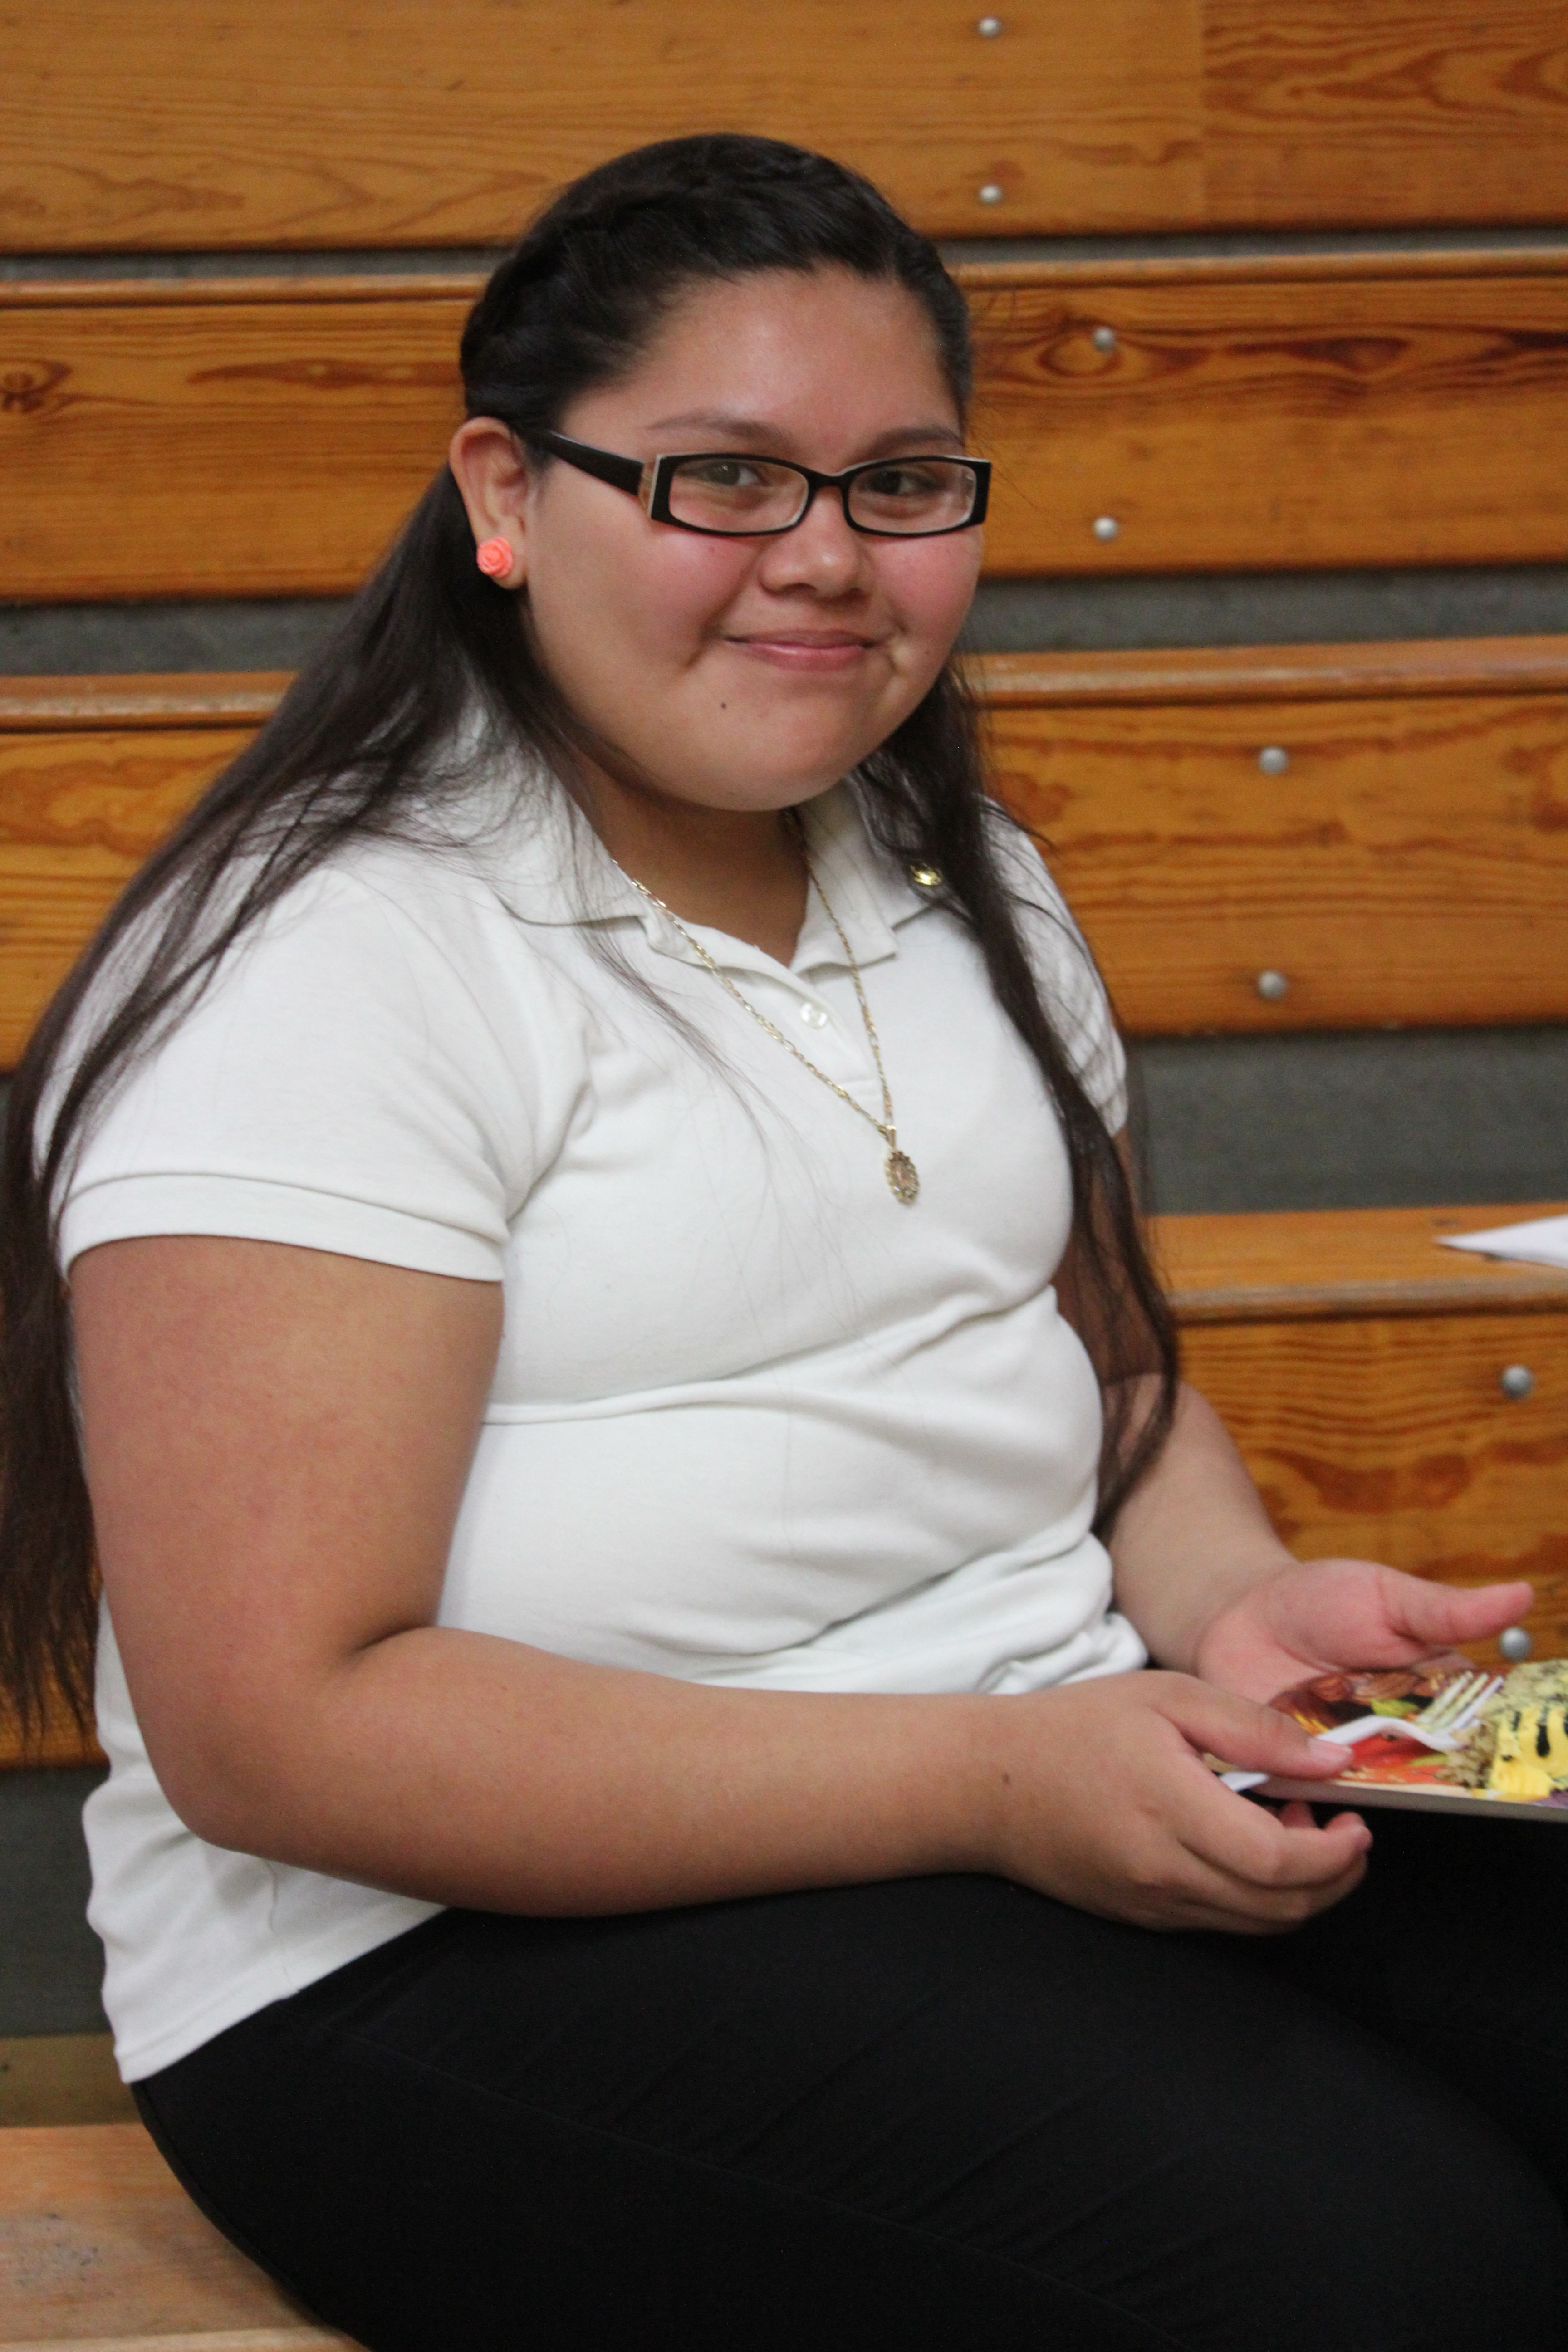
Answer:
[
  {"left": 676, "top": 457, "right": 772, "bottom": 490},
  {"left": 860, "top": 463, "right": 947, "bottom": 499}
]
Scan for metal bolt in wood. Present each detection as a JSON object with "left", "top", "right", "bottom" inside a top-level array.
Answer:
[
  {"left": 1255, "top": 970, "right": 1289, "bottom": 1001},
  {"left": 977, "top": 182, "right": 1004, "bottom": 205},
  {"left": 1092, "top": 514, "right": 1119, "bottom": 540},
  {"left": 1257, "top": 745, "right": 1291, "bottom": 775},
  {"left": 1500, "top": 1363, "right": 1535, "bottom": 1400}
]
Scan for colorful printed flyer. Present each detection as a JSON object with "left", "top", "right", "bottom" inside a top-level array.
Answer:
[{"left": 1220, "top": 1658, "right": 1568, "bottom": 1822}]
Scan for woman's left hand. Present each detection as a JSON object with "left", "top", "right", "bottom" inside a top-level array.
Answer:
[{"left": 1191, "top": 1557, "right": 1534, "bottom": 1706}]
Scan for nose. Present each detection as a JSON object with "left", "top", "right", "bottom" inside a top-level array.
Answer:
[{"left": 754, "top": 482, "right": 873, "bottom": 597}]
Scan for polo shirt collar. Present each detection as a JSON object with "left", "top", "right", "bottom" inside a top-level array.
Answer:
[{"left": 494, "top": 771, "right": 936, "bottom": 978}]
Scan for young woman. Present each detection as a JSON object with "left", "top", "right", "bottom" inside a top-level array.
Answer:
[{"left": 2, "top": 136, "right": 1564, "bottom": 2352}]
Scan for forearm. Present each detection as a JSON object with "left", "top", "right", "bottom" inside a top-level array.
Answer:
[
  {"left": 140, "top": 1617, "right": 1370, "bottom": 1937},
  {"left": 149, "top": 1624, "right": 998, "bottom": 1914},
  {"left": 1107, "top": 1380, "right": 1297, "bottom": 1672}
]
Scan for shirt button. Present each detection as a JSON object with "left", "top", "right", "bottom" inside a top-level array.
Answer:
[{"left": 799, "top": 1002, "right": 830, "bottom": 1029}]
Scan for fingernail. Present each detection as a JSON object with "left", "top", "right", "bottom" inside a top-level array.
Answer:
[{"left": 1308, "top": 1738, "right": 1348, "bottom": 1766}]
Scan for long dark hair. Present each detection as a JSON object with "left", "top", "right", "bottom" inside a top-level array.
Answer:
[{"left": 0, "top": 133, "right": 1177, "bottom": 1748}]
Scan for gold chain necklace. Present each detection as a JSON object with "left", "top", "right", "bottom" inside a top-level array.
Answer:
[{"left": 626, "top": 855, "right": 920, "bottom": 1204}]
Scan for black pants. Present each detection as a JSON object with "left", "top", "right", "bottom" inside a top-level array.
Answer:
[{"left": 137, "top": 1810, "right": 1568, "bottom": 2352}]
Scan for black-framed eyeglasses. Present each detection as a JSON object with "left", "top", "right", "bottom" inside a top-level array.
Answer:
[{"left": 530, "top": 430, "right": 990, "bottom": 539}]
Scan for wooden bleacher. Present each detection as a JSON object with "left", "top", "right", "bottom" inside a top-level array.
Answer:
[
  {"left": 5, "top": 0, "right": 1566, "bottom": 247},
  {"left": 0, "top": 2124, "right": 357, "bottom": 2351},
  {"left": 3, "top": 639, "right": 1567, "bottom": 1059},
  {"left": 985, "top": 637, "right": 1568, "bottom": 1032},
  {"left": 6, "top": 254, "right": 1568, "bottom": 598},
  {"left": 4, "top": 4, "right": 1566, "bottom": 2337}
]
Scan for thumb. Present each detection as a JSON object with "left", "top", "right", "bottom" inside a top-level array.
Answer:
[
  {"left": 1161, "top": 1681, "right": 1351, "bottom": 1781},
  {"left": 1384, "top": 1574, "right": 1534, "bottom": 1651}
]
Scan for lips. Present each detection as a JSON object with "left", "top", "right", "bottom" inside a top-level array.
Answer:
[
  {"left": 727, "top": 631, "right": 885, "bottom": 668},
  {"left": 734, "top": 632, "right": 877, "bottom": 648}
]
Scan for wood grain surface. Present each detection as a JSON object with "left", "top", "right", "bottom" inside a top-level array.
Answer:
[
  {"left": 0, "top": 282, "right": 471, "bottom": 603},
  {"left": 4, "top": 1, "right": 1565, "bottom": 249},
  {"left": 1166, "top": 1201, "right": 1568, "bottom": 1657},
  {"left": 4, "top": 637, "right": 1567, "bottom": 1057},
  {"left": 989, "top": 685, "right": 1568, "bottom": 1032},
  {"left": 1, "top": 2335, "right": 356, "bottom": 2352},
  {"left": 1203, "top": 0, "right": 1568, "bottom": 228},
  {"left": 0, "top": 2034, "right": 137, "bottom": 2128},
  {"left": 0, "top": 0, "right": 1204, "bottom": 250},
  {"left": 1153, "top": 1203, "right": 1568, "bottom": 1322},
  {"left": 0, "top": 2126, "right": 343, "bottom": 2344},
  {"left": 1180, "top": 1307, "right": 1568, "bottom": 1657},
  {"left": 963, "top": 256, "right": 1568, "bottom": 576},
  {"left": 0, "top": 726, "right": 255, "bottom": 1067},
  {"left": 976, "top": 637, "right": 1568, "bottom": 708},
  {"left": 2, "top": 2335, "right": 355, "bottom": 2352},
  {"left": 5, "top": 255, "right": 1568, "bottom": 599},
  {"left": 0, "top": 676, "right": 295, "bottom": 733}
]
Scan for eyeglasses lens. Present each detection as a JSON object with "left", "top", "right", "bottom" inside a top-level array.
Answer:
[
  {"left": 665, "top": 457, "right": 978, "bottom": 535},
  {"left": 847, "top": 461, "right": 978, "bottom": 534},
  {"left": 666, "top": 458, "right": 808, "bottom": 532}
]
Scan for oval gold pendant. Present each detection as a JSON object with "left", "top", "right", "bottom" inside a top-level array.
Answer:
[{"left": 885, "top": 1149, "right": 920, "bottom": 1204}]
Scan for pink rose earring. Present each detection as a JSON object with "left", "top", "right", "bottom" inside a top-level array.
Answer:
[{"left": 475, "top": 537, "right": 514, "bottom": 581}]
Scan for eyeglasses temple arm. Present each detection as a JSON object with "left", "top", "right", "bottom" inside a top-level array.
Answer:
[{"left": 530, "top": 431, "right": 647, "bottom": 497}]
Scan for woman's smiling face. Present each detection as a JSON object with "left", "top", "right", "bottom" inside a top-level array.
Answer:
[{"left": 450, "top": 265, "right": 984, "bottom": 820}]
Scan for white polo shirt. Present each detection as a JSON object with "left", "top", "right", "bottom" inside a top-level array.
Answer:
[{"left": 62, "top": 771, "right": 1143, "bottom": 2080}]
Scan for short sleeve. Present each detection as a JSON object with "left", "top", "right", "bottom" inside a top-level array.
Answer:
[
  {"left": 985, "top": 809, "right": 1127, "bottom": 1133},
  {"left": 57, "top": 862, "right": 536, "bottom": 1280}
]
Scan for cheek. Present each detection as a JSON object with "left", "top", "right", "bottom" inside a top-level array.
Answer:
[
  {"left": 556, "top": 522, "right": 753, "bottom": 660},
  {"left": 874, "top": 537, "right": 984, "bottom": 650}
]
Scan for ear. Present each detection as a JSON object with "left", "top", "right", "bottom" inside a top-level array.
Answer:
[{"left": 448, "top": 417, "right": 533, "bottom": 589}]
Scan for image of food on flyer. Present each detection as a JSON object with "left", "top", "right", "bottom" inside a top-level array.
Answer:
[{"left": 1226, "top": 1658, "right": 1568, "bottom": 1819}]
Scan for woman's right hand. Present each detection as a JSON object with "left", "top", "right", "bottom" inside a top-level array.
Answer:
[{"left": 973, "top": 1672, "right": 1371, "bottom": 1934}]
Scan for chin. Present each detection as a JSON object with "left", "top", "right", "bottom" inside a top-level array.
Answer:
[{"left": 745, "top": 725, "right": 887, "bottom": 792}]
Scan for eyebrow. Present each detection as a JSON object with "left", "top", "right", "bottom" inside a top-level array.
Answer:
[{"left": 642, "top": 412, "right": 967, "bottom": 456}]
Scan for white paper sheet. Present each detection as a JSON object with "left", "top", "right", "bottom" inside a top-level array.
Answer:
[{"left": 1437, "top": 1213, "right": 1568, "bottom": 1271}]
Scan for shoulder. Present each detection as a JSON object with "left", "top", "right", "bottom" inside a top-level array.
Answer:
[
  {"left": 979, "top": 800, "right": 1099, "bottom": 1004},
  {"left": 980, "top": 802, "right": 1127, "bottom": 1133},
  {"left": 190, "top": 788, "right": 601, "bottom": 1051}
]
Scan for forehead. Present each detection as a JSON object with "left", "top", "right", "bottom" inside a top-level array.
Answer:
[{"left": 577, "top": 267, "right": 960, "bottom": 442}]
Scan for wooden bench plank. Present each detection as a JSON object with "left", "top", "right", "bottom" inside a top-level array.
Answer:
[
  {"left": 0, "top": 725, "right": 260, "bottom": 1068},
  {"left": 5, "top": 1, "right": 1565, "bottom": 250},
  {"left": 4, "top": 638, "right": 1566, "bottom": 1056},
  {"left": 0, "top": 2037, "right": 137, "bottom": 2130},
  {"left": 0, "top": 281, "right": 470, "bottom": 605},
  {"left": 1177, "top": 1308, "right": 1568, "bottom": 1657},
  {"left": 1203, "top": 0, "right": 1568, "bottom": 230},
  {"left": 1155, "top": 1202, "right": 1568, "bottom": 1323},
  {"left": 0, "top": 0, "right": 1204, "bottom": 251},
  {"left": 990, "top": 681, "right": 1568, "bottom": 1033},
  {"left": 2, "top": 2334, "right": 351, "bottom": 2352},
  {"left": 5, "top": 255, "right": 1568, "bottom": 601},
  {"left": 965, "top": 254, "right": 1568, "bottom": 577},
  {"left": 0, "top": 2126, "right": 352, "bottom": 2346},
  {"left": 980, "top": 639, "right": 1568, "bottom": 707},
  {"left": 988, "top": 637, "right": 1568, "bottom": 1034},
  {"left": 3, "top": 2334, "right": 353, "bottom": 2351},
  {"left": 1164, "top": 1202, "right": 1568, "bottom": 1662}
]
